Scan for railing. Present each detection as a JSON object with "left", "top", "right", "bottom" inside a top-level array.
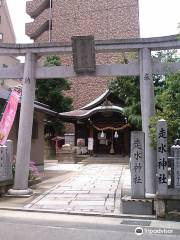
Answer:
[
  {"left": 26, "top": 8, "right": 50, "bottom": 39},
  {"left": 26, "top": 0, "right": 50, "bottom": 18}
]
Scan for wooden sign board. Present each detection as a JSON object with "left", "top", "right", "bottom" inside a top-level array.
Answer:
[{"left": 71, "top": 35, "right": 96, "bottom": 74}]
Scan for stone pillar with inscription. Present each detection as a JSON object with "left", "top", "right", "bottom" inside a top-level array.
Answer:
[
  {"left": 172, "top": 145, "right": 180, "bottom": 189},
  {"left": 130, "top": 131, "right": 145, "bottom": 198},
  {"left": 139, "top": 47, "right": 156, "bottom": 195},
  {"left": 157, "top": 119, "right": 168, "bottom": 196},
  {"left": 8, "top": 53, "right": 36, "bottom": 196},
  {"left": 121, "top": 131, "right": 153, "bottom": 215}
]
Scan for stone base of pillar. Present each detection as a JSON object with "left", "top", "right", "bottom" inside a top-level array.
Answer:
[
  {"left": 121, "top": 196, "right": 153, "bottom": 215},
  {"left": 7, "top": 188, "right": 33, "bottom": 197},
  {"left": 145, "top": 193, "right": 156, "bottom": 199},
  {"left": 155, "top": 199, "right": 166, "bottom": 218}
]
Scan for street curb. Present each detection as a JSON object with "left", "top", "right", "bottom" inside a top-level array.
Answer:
[{"left": 0, "top": 206, "right": 156, "bottom": 220}]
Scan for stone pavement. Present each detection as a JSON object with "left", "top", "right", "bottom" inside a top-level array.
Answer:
[
  {"left": 0, "top": 161, "right": 82, "bottom": 209},
  {"left": 25, "top": 162, "right": 128, "bottom": 216}
]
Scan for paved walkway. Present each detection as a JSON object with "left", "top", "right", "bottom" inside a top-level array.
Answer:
[{"left": 25, "top": 163, "right": 127, "bottom": 216}]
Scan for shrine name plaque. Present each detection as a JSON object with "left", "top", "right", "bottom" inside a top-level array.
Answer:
[{"left": 71, "top": 35, "right": 96, "bottom": 74}]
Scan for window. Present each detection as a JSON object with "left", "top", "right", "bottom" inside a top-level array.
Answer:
[{"left": 0, "top": 33, "right": 3, "bottom": 40}]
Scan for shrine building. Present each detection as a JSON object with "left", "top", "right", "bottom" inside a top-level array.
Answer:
[{"left": 59, "top": 90, "right": 131, "bottom": 156}]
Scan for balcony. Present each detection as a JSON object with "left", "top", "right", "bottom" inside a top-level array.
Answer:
[
  {"left": 35, "top": 30, "right": 49, "bottom": 42},
  {"left": 26, "top": 8, "right": 50, "bottom": 39},
  {"left": 26, "top": 0, "right": 50, "bottom": 18}
]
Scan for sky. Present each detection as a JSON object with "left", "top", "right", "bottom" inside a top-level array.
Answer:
[{"left": 6, "top": 0, "right": 180, "bottom": 43}]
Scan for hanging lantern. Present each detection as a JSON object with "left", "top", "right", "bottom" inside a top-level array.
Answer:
[
  {"left": 100, "top": 131, "right": 104, "bottom": 138},
  {"left": 114, "top": 131, "right": 119, "bottom": 138}
]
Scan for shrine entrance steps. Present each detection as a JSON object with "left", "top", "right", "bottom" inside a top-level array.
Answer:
[{"left": 81, "top": 155, "right": 129, "bottom": 164}]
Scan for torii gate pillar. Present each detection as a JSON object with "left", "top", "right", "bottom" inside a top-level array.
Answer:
[
  {"left": 140, "top": 48, "right": 156, "bottom": 195},
  {"left": 8, "top": 53, "right": 36, "bottom": 196}
]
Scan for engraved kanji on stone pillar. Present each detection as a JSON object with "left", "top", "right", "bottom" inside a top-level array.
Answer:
[
  {"left": 172, "top": 145, "right": 180, "bottom": 188},
  {"left": 131, "top": 131, "right": 145, "bottom": 198},
  {"left": 157, "top": 119, "right": 168, "bottom": 196}
]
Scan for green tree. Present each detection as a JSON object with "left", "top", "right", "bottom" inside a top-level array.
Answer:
[
  {"left": 109, "top": 75, "right": 141, "bottom": 129},
  {"left": 36, "top": 55, "right": 72, "bottom": 136},
  {"left": 149, "top": 72, "right": 180, "bottom": 148},
  {"left": 109, "top": 51, "right": 180, "bottom": 148}
]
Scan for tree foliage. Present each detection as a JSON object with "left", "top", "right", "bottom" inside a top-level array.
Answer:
[
  {"left": 149, "top": 72, "right": 180, "bottom": 148},
  {"left": 109, "top": 76, "right": 141, "bottom": 129},
  {"left": 36, "top": 56, "right": 72, "bottom": 136},
  {"left": 109, "top": 51, "right": 180, "bottom": 148},
  {"left": 152, "top": 50, "right": 180, "bottom": 96}
]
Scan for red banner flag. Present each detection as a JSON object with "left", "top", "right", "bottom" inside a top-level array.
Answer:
[{"left": 0, "top": 90, "right": 21, "bottom": 145}]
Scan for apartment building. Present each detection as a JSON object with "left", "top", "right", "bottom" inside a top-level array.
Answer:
[
  {"left": 0, "top": 0, "right": 20, "bottom": 89},
  {"left": 26, "top": 0, "right": 139, "bottom": 103},
  {"left": 26, "top": 0, "right": 140, "bottom": 138}
]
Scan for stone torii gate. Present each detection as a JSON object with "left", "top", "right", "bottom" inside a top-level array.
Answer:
[{"left": 0, "top": 35, "right": 179, "bottom": 197}]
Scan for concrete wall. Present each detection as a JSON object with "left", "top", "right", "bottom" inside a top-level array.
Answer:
[
  {"left": 0, "top": 56, "right": 20, "bottom": 89},
  {"left": 0, "top": 0, "right": 20, "bottom": 89},
  {"left": 0, "top": 0, "right": 16, "bottom": 43},
  {"left": 31, "top": 112, "right": 45, "bottom": 166},
  {"left": 8, "top": 111, "right": 45, "bottom": 167}
]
